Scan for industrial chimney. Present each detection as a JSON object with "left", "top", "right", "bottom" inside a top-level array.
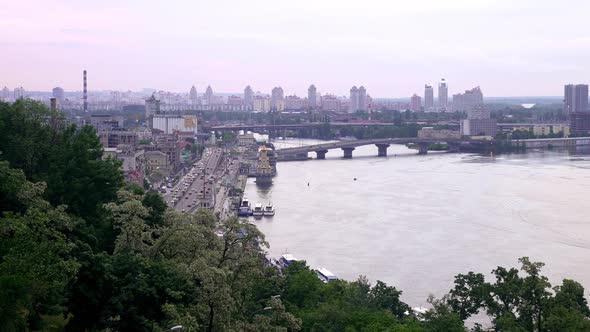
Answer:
[{"left": 83, "top": 70, "right": 88, "bottom": 113}]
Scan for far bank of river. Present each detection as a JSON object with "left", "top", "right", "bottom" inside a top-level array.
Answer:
[{"left": 245, "top": 138, "right": 590, "bottom": 307}]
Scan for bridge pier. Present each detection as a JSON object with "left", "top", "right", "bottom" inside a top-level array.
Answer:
[
  {"left": 342, "top": 147, "right": 355, "bottom": 159},
  {"left": 376, "top": 143, "right": 390, "bottom": 157},
  {"left": 418, "top": 142, "right": 429, "bottom": 155},
  {"left": 315, "top": 150, "right": 328, "bottom": 160}
]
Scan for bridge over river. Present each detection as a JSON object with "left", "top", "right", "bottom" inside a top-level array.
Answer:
[
  {"left": 275, "top": 137, "right": 590, "bottom": 161},
  {"left": 210, "top": 122, "right": 394, "bottom": 132}
]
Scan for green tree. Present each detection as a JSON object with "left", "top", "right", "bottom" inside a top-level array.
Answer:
[
  {"left": 142, "top": 191, "right": 168, "bottom": 227},
  {"left": 0, "top": 162, "right": 79, "bottom": 331},
  {"left": 448, "top": 272, "right": 486, "bottom": 321},
  {"left": 421, "top": 296, "right": 466, "bottom": 332}
]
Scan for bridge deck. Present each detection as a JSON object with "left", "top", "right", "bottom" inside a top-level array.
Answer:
[
  {"left": 276, "top": 137, "right": 590, "bottom": 155},
  {"left": 275, "top": 138, "right": 463, "bottom": 155}
]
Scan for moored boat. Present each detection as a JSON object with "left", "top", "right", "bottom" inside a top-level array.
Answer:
[
  {"left": 278, "top": 254, "right": 300, "bottom": 268},
  {"left": 263, "top": 202, "right": 275, "bottom": 216},
  {"left": 316, "top": 268, "right": 338, "bottom": 283},
  {"left": 252, "top": 203, "right": 264, "bottom": 217},
  {"left": 238, "top": 197, "right": 252, "bottom": 216}
]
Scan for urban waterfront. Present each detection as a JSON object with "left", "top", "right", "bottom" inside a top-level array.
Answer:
[{"left": 246, "top": 139, "right": 590, "bottom": 306}]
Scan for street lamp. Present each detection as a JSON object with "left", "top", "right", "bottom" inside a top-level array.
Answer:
[
  {"left": 252, "top": 306, "right": 274, "bottom": 316},
  {"left": 170, "top": 325, "right": 183, "bottom": 331},
  {"left": 251, "top": 295, "right": 281, "bottom": 316}
]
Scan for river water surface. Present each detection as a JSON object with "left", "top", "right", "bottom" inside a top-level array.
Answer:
[{"left": 245, "top": 139, "right": 590, "bottom": 306}]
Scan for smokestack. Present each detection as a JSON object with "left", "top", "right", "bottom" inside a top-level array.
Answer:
[
  {"left": 83, "top": 70, "right": 88, "bottom": 113},
  {"left": 50, "top": 97, "right": 57, "bottom": 111}
]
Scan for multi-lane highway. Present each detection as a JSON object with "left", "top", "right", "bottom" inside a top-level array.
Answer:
[{"left": 164, "top": 147, "right": 223, "bottom": 212}]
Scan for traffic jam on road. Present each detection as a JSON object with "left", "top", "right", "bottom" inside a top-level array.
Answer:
[{"left": 163, "top": 148, "right": 222, "bottom": 213}]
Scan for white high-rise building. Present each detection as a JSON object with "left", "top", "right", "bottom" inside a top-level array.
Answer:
[
  {"left": 205, "top": 85, "right": 213, "bottom": 104},
  {"left": 349, "top": 86, "right": 359, "bottom": 112},
  {"left": 189, "top": 86, "right": 198, "bottom": 106},
  {"left": 438, "top": 79, "right": 448, "bottom": 110},
  {"left": 13, "top": 87, "right": 25, "bottom": 100},
  {"left": 1, "top": 86, "right": 10, "bottom": 101},
  {"left": 308, "top": 84, "right": 317, "bottom": 109},
  {"left": 244, "top": 85, "right": 253, "bottom": 107},
  {"left": 358, "top": 86, "right": 367, "bottom": 111},
  {"left": 271, "top": 87, "right": 284, "bottom": 110},
  {"left": 349, "top": 86, "right": 367, "bottom": 112}
]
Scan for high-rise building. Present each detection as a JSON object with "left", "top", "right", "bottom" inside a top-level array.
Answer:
[
  {"left": 271, "top": 87, "right": 284, "bottom": 110},
  {"left": 349, "top": 86, "right": 359, "bottom": 112},
  {"left": 244, "top": 85, "right": 253, "bottom": 107},
  {"left": 205, "top": 85, "right": 213, "bottom": 105},
  {"left": 1, "top": 86, "right": 9, "bottom": 101},
  {"left": 52, "top": 87, "right": 65, "bottom": 104},
  {"left": 145, "top": 94, "right": 161, "bottom": 119},
  {"left": 564, "top": 84, "right": 588, "bottom": 113},
  {"left": 452, "top": 86, "right": 484, "bottom": 111},
  {"left": 13, "top": 87, "right": 25, "bottom": 100},
  {"left": 424, "top": 84, "right": 434, "bottom": 110},
  {"left": 189, "top": 86, "right": 198, "bottom": 105},
  {"left": 358, "top": 86, "right": 367, "bottom": 111},
  {"left": 438, "top": 79, "right": 448, "bottom": 110},
  {"left": 410, "top": 94, "right": 422, "bottom": 111},
  {"left": 308, "top": 84, "right": 317, "bottom": 109}
]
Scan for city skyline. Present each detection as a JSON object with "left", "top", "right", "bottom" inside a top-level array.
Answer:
[{"left": 2, "top": 0, "right": 590, "bottom": 97}]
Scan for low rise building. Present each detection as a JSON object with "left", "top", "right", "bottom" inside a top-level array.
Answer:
[
  {"left": 570, "top": 112, "right": 590, "bottom": 133},
  {"left": 508, "top": 124, "right": 571, "bottom": 137},
  {"left": 253, "top": 96, "right": 271, "bottom": 112},
  {"left": 321, "top": 95, "right": 342, "bottom": 111},
  {"left": 461, "top": 119, "right": 497, "bottom": 136},
  {"left": 102, "top": 145, "right": 145, "bottom": 187},
  {"left": 97, "top": 129, "right": 138, "bottom": 148},
  {"left": 238, "top": 133, "right": 257, "bottom": 146},
  {"left": 460, "top": 109, "right": 497, "bottom": 136},
  {"left": 151, "top": 115, "right": 198, "bottom": 135},
  {"left": 418, "top": 127, "right": 461, "bottom": 139},
  {"left": 144, "top": 150, "right": 171, "bottom": 174},
  {"left": 532, "top": 124, "right": 570, "bottom": 137},
  {"left": 149, "top": 133, "right": 181, "bottom": 171},
  {"left": 284, "top": 95, "right": 306, "bottom": 110}
]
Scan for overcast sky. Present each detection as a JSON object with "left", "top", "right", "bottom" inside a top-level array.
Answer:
[{"left": 1, "top": 0, "right": 589, "bottom": 97}]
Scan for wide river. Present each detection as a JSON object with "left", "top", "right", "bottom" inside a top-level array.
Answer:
[{"left": 244, "top": 139, "right": 590, "bottom": 306}]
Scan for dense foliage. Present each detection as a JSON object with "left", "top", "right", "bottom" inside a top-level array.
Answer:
[{"left": 0, "top": 100, "right": 589, "bottom": 331}]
